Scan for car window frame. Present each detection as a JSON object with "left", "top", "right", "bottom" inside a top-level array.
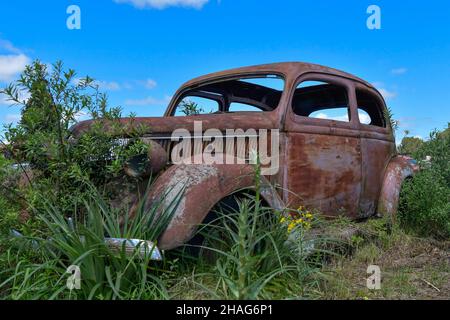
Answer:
[
  {"left": 288, "top": 73, "right": 359, "bottom": 130},
  {"left": 355, "top": 84, "right": 390, "bottom": 132},
  {"left": 165, "top": 72, "right": 287, "bottom": 117},
  {"left": 174, "top": 91, "right": 224, "bottom": 116}
]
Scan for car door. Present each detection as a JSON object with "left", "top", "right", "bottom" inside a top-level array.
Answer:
[
  {"left": 355, "top": 84, "right": 396, "bottom": 218},
  {"left": 283, "top": 73, "right": 363, "bottom": 218}
]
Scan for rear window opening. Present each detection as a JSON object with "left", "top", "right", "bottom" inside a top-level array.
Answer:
[
  {"left": 172, "top": 75, "right": 284, "bottom": 116},
  {"left": 292, "top": 80, "right": 351, "bottom": 123},
  {"left": 358, "top": 109, "right": 372, "bottom": 125},
  {"left": 356, "top": 89, "right": 387, "bottom": 127}
]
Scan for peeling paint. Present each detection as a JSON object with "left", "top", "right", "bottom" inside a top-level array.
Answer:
[{"left": 162, "top": 164, "right": 218, "bottom": 229}]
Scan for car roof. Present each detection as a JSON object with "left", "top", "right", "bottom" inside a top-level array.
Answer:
[{"left": 181, "top": 62, "right": 375, "bottom": 89}]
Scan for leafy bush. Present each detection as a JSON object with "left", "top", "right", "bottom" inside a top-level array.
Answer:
[
  {"left": 0, "top": 61, "right": 161, "bottom": 299},
  {"left": 398, "top": 136, "right": 424, "bottom": 156},
  {"left": 178, "top": 100, "right": 204, "bottom": 116},
  {"left": 398, "top": 125, "right": 450, "bottom": 239},
  {"left": 0, "top": 60, "right": 149, "bottom": 215}
]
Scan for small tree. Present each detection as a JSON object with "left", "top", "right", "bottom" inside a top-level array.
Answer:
[
  {"left": 398, "top": 136, "right": 424, "bottom": 155},
  {"left": 179, "top": 99, "right": 204, "bottom": 116},
  {"left": 0, "top": 60, "right": 149, "bottom": 214}
]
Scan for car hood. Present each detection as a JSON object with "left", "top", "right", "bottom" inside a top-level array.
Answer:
[{"left": 70, "top": 113, "right": 280, "bottom": 139}]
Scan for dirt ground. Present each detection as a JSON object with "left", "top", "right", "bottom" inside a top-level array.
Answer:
[{"left": 318, "top": 220, "right": 450, "bottom": 300}]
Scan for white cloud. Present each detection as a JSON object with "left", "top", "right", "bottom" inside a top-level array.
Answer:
[
  {"left": 391, "top": 68, "right": 408, "bottom": 75},
  {"left": 144, "top": 79, "right": 157, "bottom": 89},
  {"left": 123, "top": 82, "right": 134, "bottom": 89},
  {"left": 377, "top": 88, "right": 397, "bottom": 100},
  {"left": 73, "top": 77, "right": 159, "bottom": 91},
  {"left": 125, "top": 96, "right": 171, "bottom": 106},
  {"left": 4, "top": 114, "right": 21, "bottom": 123},
  {"left": 372, "top": 82, "right": 397, "bottom": 100},
  {"left": 0, "top": 90, "right": 30, "bottom": 105},
  {"left": 97, "top": 80, "right": 121, "bottom": 91},
  {"left": 113, "top": 0, "right": 209, "bottom": 9},
  {"left": 314, "top": 112, "right": 329, "bottom": 120},
  {"left": 0, "top": 94, "right": 8, "bottom": 105},
  {"left": 313, "top": 111, "right": 372, "bottom": 124},
  {"left": 0, "top": 54, "right": 31, "bottom": 82},
  {"left": 74, "top": 78, "right": 122, "bottom": 91},
  {"left": 19, "top": 91, "right": 31, "bottom": 103},
  {"left": 358, "top": 112, "right": 371, "bottom": 125},
  {"left": 0, "top": 38, "right": 22, "bottom": 54},
  {"left": 371, "top": 81, "right": 385, "bottom": 89},
  {"left": 74, "top": 111, "right": 90, "bottom": 122},
  {"left": 0, "top": 37, "right": 31, "bottom": 83},
  {"left": 313, "top": 112, "right": 349, "bottom": 122}
]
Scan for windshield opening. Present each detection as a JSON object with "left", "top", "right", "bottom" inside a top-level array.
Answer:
[{"left": 172, "top": 75, "right": 284, "bottom": 116}]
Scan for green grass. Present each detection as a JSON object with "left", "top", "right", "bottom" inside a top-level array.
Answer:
[
  {"left": 1, "top": 192, "right": 448, "bottom": 300},
  {"left": 0, "top": 185, "right": 183, "bottom": 300},
  {"left": 0, "top": 184, "right": 332, "bottom": 300},
  {"left": 177, "top": 197, "right": 324, "bottom": 300}
]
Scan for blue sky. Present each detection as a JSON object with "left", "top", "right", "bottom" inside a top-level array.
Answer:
[{"left": 1, "top": 0, "right": 449, "bottom": 142}]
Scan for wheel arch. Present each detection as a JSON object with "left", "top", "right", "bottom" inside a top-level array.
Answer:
[
  {"left": 141, "top": 162, "right": 284, "bottom": 250},
  {"left": 377, "top": 155, "right": 419, "bottom": 218}
]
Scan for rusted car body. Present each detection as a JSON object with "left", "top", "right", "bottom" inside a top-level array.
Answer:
[{"left": 72, "top": 62, "right": 418, "bottom": 250}]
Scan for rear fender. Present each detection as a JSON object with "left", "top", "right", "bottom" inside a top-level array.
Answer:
[{"left": 378, "top": 155, "right": 419, "bottom": 218}]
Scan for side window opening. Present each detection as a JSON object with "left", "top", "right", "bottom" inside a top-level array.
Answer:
[
  {"left": 174, "top": 95, "right": 221, "bottom": 116},
  {"left": 292, "top": 80, "right": 351, "bottom": 123},
  {"left": 172, "top": 75, "right": 284, "bottom": 116},
  {"left": 229, "top": 102, "right": 263, "bottom": 112},
  {"left": 356, "top": 89, "right": 386, "bottom": 127}
]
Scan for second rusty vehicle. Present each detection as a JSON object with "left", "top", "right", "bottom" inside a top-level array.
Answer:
[{"left": 72, "top": 62, "right": 418, "bottom": 250}]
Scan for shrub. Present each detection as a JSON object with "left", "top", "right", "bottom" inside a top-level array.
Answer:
[
  {"left": 0, "top": 61, "right": 162, "bottom": 299},
  {"left": 398, "top": 136, "right": 424, "bottom": 156},
  {"left": 0, "top": 60, "right": 149, "bottom": 215},
  {"left": 398, "top": 125, "right": 450, "bottom": 239}
]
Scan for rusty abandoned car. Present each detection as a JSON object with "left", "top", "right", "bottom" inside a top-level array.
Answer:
[{"left": 68, "top": 62, "right": 419, "bottom": 251}]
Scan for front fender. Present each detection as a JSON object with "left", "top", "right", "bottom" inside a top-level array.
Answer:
[
  {"left": 378, "top": 155, "right": 419, "bottom": 218},
  {"left": 142, "top": 162, "right": 284, "bottom": 250}
]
